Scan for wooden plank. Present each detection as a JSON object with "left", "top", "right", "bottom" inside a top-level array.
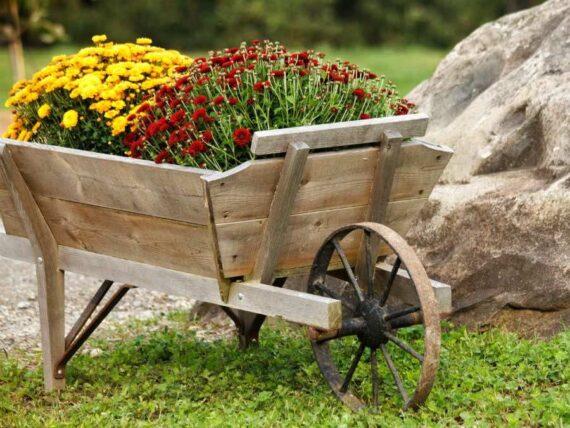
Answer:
[
  {"left": 2, "top": 139, "right": 212, "bottom": 225},
  {"left": 0, "top": 145, "right": 65, "bottom": 391},
  {"left": 0, "top": 189, "right": 26, "bottom": 236},
  {"left": 376, "top": 262, "right": 452, "bottom": 315},
  {"left": 216, "top": 197, "right": 430, "bottom": 278},
  {"left": 57, "top": 246, "right": 341, "bottom": 329},
  {"left": 251, "top": 113, "right": 429, "bottom": 155},
  {"left": 0, "top": 232, "right": 34, "bottom": 262},
  {"left": 250, "top": 142, "right": 310, "bottom": 283},
  {"left": 206, "top": 140, "right": 453, "bottom": 224},
  {"left": 356, "top": 130, "right": 402, "bottom": 281},
  {"left": 34, "top": 195, "right": 216, "bottom": 278}
]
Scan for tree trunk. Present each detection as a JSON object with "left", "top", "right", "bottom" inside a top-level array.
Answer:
[{"left": 8, "top": 0, "right": 26, "bottom": 82}]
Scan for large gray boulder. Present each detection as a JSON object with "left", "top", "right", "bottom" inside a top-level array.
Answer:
[{"left": 407, "top": 0, "right": 570, "bottom": 336}]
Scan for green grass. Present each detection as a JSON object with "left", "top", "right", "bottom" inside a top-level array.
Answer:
[
  {"left": 0, "top": 45, "right": 444, "bottom": 106},
  {"left": 1, "top": 315, "right": 568, "bottom": 427}
]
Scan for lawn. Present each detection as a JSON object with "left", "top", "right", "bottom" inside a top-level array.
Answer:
[
  {"left": 0, "top": 45, "right": 444, "bottom": 107},
  {"left": 1, "top": 314, "right": 568, "bottom": 427}
]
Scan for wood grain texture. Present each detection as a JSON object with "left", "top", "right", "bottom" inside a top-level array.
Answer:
[
  {"left": 57, "top": 246, "right": 341, "bottom": 329},
  {"left": 34, "top": 195, "right": 217, "bottom": 278},
  {"left": 0, "top": 189, "right": 26, "bottom": 236},
  {"left": 206, "top": 140, "right": 453, "bottom": 225},
  {"left": 0, "top": 145, "right": 66, "bottom": 391},
  {"left": 251, "top": 113, "right": 429, "bottom": 155},
  {"left": 250, "top": 142, "right": 310, "bottom": 283},
  {"left": 1, "top": 139, "right": 212, "bottom": 225},
  {"left": 356, "top": 130, "right": 402, "bottom": 280},
  {"left": 217, "top": 198, "right": 430, "bottom": 278}
]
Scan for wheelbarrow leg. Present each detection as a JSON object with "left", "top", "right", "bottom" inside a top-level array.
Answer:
[{"left": 222, "top": 277, "right": 287, "bottom": 350}]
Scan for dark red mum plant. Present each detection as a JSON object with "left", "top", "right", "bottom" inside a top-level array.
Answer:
[{"left": 126, "top": 40, "right": 414, "bottom": 170}]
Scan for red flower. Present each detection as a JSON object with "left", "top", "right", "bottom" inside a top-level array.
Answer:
[
  {"left": 127, "top": 114, "right": 136, "bottom": 121},
  {"left": 168, "top": 132, "right": 179, "bottom": 146},
  {"left": 368, "top": 72, "right": 378, "bottom": 79},
  {"left": 359, "top": 113, "right": 371, "bottom": 120},
  {"left": 194, "top": 95, "right": 208, "bottom": 105},
  {"left": 199, "top": 64, "right": 211, "bottom": 73},
  {"left": 247, "top": 53, "right": 258, "bottom": 60},
  {"left": 191, "top": 108, "right": 209, "bottom": 122},
  {"left": 197, "top": 77, "right": 209, "bottom": 86},
  {"left": 352, "top": 88, "right": 366, "bottom": 99},
  {"left": 169, "top": 109, "right": 186, "bottom": 125},
  {"left": 155, "top": 150, "right": 171, "bottom": 164},
  {"left": 202, "top": 130, "right": 213, "bottom": 142},
  {"left": 270, "top": 70, "right": 285, "bottom": 78},
  {"left": 231, "top": 54, "right": 245, "bottom": 63},
  {"left": 169, "top": 99, "right": 181, "bottom": 108},
  {"left": 176, "top": 75, "right": 189, "bottom": 89},
  {"left": 187, "top": 140, "right": 207, "bottom": 156},
  {"left": 213, "top": 95, "right": 225, "bottom": 105},
  {"left": 251, "top": 39, "right": 261, "bottom": 45},
  {"left": 253, "top": 80, "right": 271, "bottom": 92},
  {"left": 247, "top": 98, "right": 255, "bottom": 105},
  {"left": 232, "top": 128, "right": 252, "bottom": 148},
  {"left": 156, "top": 117, "right": 169, "bottom": 131},
  {"left": 175, "top": 65, "right": 189, "bottom": 73},
  {"left": 222, "top": 60, "right": 234, "bottom": 68},
  {"left": 228, "top": 97, "right": 238, "bottom": 106},
  {"left": 226, "top": 47, "right": 239, "bottom": 54}
]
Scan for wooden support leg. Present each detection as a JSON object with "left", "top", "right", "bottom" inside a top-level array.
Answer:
[
  {"left": 0, "top": 145, "right": 65, "bottom": 391},
  {"left": 36, "top": 258, "right": 66, "bottom": 390},
  {"left": 222, "top": 277, "right": 287, "bottom": 350}
]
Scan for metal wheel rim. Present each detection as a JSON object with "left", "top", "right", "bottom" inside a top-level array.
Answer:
[{"left": 308, "top": 222, "right": 441, "bottom": 411}]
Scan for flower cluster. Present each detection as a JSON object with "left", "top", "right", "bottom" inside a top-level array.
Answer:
[
  {"left": 3, "top": 35, "right": 192, "bottom": 155},
  {"left": 126, "top": 40, "right": 414, "bottom": 170}
]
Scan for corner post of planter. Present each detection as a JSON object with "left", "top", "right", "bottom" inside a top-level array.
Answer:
[
  {"left": 0, "top": 144, "right": 66, "bottom": 391},
  {"left": 356, "top": 130, "right": 403, "bottom": 284}
]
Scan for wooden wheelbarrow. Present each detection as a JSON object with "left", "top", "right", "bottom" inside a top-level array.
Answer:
[{"left": 0, "top": 113, "right": 452, "bottom": 410}]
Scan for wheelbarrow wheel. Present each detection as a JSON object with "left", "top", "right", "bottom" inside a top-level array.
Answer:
[{"left": 307, "top": 222, "right": 441, "bottom": 411}]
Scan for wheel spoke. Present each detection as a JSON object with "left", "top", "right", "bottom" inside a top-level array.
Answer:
[
  {"left": 380, "top": 257, "right": 401, "bottom": 306},
  {"left": 314, "top": 282, "right": 357, "bottom": 312},
  {"left": 370, "top": 348, "right": 379, "bottom": 407},
  {"left": 380, "top": 344, "right": 410, "bottom": 405},
  {"left": 340, "top": 342, "right": 366, "bottom": 393},
  {"left": 332, "top": 238, "right": 364, "bottom": 302},
  {"left": 384, "top": 305, "right": 421, "bottom": 321},
  {"left": 365, "top": 231, "right": 375, "bottom": 298},
  {"left": 384, "top": 331, "right": 424, "bottom": 362}
]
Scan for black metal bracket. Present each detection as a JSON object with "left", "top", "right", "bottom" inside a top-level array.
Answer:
[
  {"left": 222, "top": 277, "right": 287, "bottom": 350},
  {"left": 54, "top": 281, "right": 135, "bottom": 379}
]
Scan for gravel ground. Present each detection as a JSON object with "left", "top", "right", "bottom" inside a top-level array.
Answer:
[{"left": 0, "top": 250, "right": 199, "bottom": 353}]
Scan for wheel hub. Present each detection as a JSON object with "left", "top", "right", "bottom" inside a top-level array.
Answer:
[{"left": 357, "top": 299, "right": 390, "bottom": 349}]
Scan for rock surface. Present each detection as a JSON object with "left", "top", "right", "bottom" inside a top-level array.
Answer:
[{"left": 407, "top": 0, "right": 570, "bottom": 336}]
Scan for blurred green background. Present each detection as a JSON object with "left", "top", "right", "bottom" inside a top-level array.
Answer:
[{"left": 1, "top": 0, "right": 544, "bottom": 106}]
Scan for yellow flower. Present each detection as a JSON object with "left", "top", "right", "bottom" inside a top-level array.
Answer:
[
  {"left": 61, "top": 110, "right": 79, "bottom": 128},
  {"left": 92, "top": 34, "right": 107, "bottom": 44},
  {"left": 32, "top": 122, "right": 41, "bottom": 133},
  {"left": 136, "top": 37, "right": 153, "bottom": 45},
  {"left": 37, "top": 103, "right": 51, "bottom": 118},
  {"left": 111, "top": 116, "right": 127, "bottom": 136}
]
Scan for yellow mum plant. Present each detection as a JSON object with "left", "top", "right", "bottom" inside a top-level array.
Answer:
[{"left": 3, "top": 36, "right": 192, "bottom": 155}]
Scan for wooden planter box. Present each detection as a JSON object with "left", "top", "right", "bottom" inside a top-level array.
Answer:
[{"left": 0, "top": 113, "right": 453, "bottom": 409}]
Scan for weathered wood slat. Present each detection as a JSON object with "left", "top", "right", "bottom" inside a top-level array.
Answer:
[
  {"left": 250, "top": 142, "right": 310, "bottom": 283},
  {"left": 58, "top": 246, "right": 341, "bottom": 329},
  {"left": 251, "top": 113, "right": 429, "bottom": 155},
  {"left": 376, "top": 262, "right": 452, "bottom": 315},
  {"left": 0, "top": 145, "right": 66, "bottom": 391},
  {"left": 33, "top": 195, "right": 216, "bottom": 278},
  {"left": 0, "top": 188, "right": 26, "bottom": 236},
  {"left": 207, "top": 140, "right": 453, "bottom": 225},
  {"left": 217, "top": 198, "right": 430, "bottom": 278},
  {"left": 1, "top": 139, "right": 212, "bottom": 225},
  {"left": 356, "top": 130, "right": 402, "bottom": 280}
]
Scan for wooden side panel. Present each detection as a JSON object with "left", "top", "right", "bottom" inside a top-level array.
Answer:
[
  {"left": 4, "top": 140, "right": 211, "bottom": 225},
  {"left": 35, "top": 195, "right": 216, "bottom": 278},
  {"left": 207, "top": 140, "right": 453, "bottom": 224},
  {"left": 0, "top": 188, "right": 26, "bottom": 236},
  {"left": 217, "top": 198, "right": 430, "bottom": 278}
]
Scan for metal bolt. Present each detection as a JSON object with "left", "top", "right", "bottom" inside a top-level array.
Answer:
[
  {"left": 237, "top": 293, "right": 244, "bottom": 301},
  {"left": 37, "top": 257, "right": 43, "bottom": 264}
]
